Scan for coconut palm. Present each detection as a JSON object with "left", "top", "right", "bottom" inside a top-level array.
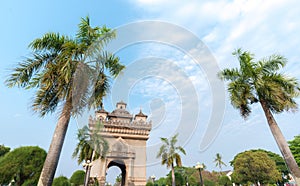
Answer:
[
  {"left": 218, "top": 49, "right": 300, "bottom": 184},
  {"left": 214, "top": 153, "right": 226, "bottom": 172},
  {"left": 157, "top": 133, "right": 186, "bottom": 186},
  {"left": 6, "top": 17, "right": 124, "bottom": 185}
]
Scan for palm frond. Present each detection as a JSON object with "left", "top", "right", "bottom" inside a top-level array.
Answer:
[
  {"left": 6, "top": 53, "right": 57, "bottom": 88},
  {"left": 258, "top": 54, "right": 287, "bottom": 75},
  {"left": 6, "top": 16, "right": 124, "bottom": 118},
  {"left": 258, "top": 73, "right": 299, "bottom": 113},
  {"left": 160, "top": 137, "right": 169, "bottom": 146},
  {"left": 174, "top": 153, "right": 182, "bottom": 167},
  {"left": 157, "top": 144, "right": 167, "bottom": 158},
  {"left": 101, "top": 51, "right": 125, "bottom": 77},
  {"left": 29, "top": 32, "right": 69, "bottom": 52},
  {"left": 233, "top": 49, "right": 255, "bottom": 76},
  {"left": 218, "top": 68, "right": 240, "bottom": 81},
  {"left": 228, "top": 79, "right": 254, "bottom": 118},
  {"left": 170, "top": 133, "right": 178, "bottom": 146},
  {"left": 176, "top": 146, "right": 186, "bottom": 155},
  {"left": 89, "top": 70, "right": 111, "bottom": 109}
]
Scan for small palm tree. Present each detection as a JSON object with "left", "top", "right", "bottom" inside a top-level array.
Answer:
[
  {"left": 157, "top": 133, "right": 186, "bottom": 186},
  {"left": 214, "top": 153, "right": 226, "bottom": 173},
  {"left": 73, "top": 121, "right": 109, "bottom": 164},
  {"left": 6, "top": 17, "right": 124, "bottom": 185},
  {"left": 73, "top": 121, "right": 108, "bottom": 186},
  {"left": 218, "top": 49, "right": 300, "bottom": 184}
]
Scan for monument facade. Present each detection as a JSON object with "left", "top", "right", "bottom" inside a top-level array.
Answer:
[{"left": 89, "top": 101, "right": 152, "bottom": 186}]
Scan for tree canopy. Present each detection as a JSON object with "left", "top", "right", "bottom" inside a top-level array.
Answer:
[
  {"left": 231, "top": 150, "right": 281, "bottom": 184},
  {"left": 0, "top": 144, "right": 10, "bottom": 157},
  {"left": 0, "top": 146, "right": 46, "bottom": 185},
  {"left": 69, "top": 170, "right": 85, "bottom": 186},
  {"left": 289, "top": 135, "right": 300, "bottom": 167},
  {"left": 52, "top": 176, "right": 71, "bottom": 186}
]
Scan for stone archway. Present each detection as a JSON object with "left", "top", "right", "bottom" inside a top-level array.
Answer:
[
  {"left": 107, "top": 160, "right": 126, "bottom": 186},
  {"left": 89, "top": 101, "right": 152, "bottom": 186}
]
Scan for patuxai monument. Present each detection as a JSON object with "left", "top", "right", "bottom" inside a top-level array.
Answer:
[{"left": 88, "top": 101, "right": 152, "bottom": 186}]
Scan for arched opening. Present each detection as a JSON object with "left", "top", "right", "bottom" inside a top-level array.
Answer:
[{"left": 107, "top": 160, "right": 126, "bottom": 186}]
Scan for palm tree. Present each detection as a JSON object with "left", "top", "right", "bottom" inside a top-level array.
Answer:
[
  {"left": 6, "top": 17, "right": 124, "bottom": 185},
  {"left": 214, "top": 153, "right": 226, "bottom": 173},
  {"left": 73, "top": 122, "right": 109, "bottom": 163},
  {"left": 218, "top": 49, "right": 300, "bottom": 184},
  {"left": 73, "top": 121, "right": 108, "bottom": 186},
  {"left": 157, "top": 133, "right": 186, "bottom": 186}
]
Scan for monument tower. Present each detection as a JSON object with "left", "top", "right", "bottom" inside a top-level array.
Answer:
[{"left": 88, "top": 101, "right": 152, "bottom": 186}]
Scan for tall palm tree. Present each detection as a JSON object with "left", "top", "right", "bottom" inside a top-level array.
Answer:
[
  {"left": 157, "top": 133, "right": 186, "bottom": 186},
  {"left": 73, "top": 121, "right": 108, "bottom": 186},
  {"left": 6, "top": 17, "right": 124, "bottom": 185},
  {"left": 214, "top": 153, "right": 226, "bottom": 173},
  {"left": 218, "top": 49, "right": 300, "bottom": 184}
]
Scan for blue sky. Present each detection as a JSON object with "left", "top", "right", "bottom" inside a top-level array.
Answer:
[{"left": 1, "top": 0, "right": 300, "bottom": 183}]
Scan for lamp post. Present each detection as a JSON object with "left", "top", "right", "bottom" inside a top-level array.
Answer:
[
  {"left": 150, "top": 174, "right": 156, "bottom": 184},
  {"left": 83, "top": 160, "right": 92, "bottom": 186},
  {"left": 195, "top": 162, "right": 204, "bottom": 186}
]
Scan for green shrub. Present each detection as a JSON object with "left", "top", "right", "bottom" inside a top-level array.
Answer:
[
  {"left": 53, "top": 176, "right": 71, "bottom": 186},
  {"left": 70, "top": 170, "right": 85, "bottom": 186}
]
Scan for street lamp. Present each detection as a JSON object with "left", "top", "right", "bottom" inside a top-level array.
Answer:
[
  {"left": 195, "top": 162, "right": 204, "bottom": 186},
  {"left": 150, "top": 174, "right": 156, "bottom": 183},
  {"left": 83, "top": 160, "right": 92, "bottom": 186}
]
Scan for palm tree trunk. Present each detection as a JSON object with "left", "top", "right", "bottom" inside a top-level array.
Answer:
[
  {"left": 38, "top": 99, "right": 72, "bottom": 186},
  {"left": 260, "top": 99, "right": 300, "bottom": 185},
  {"left": 171, "top": 164, "right": 175, "bottom": 186}
]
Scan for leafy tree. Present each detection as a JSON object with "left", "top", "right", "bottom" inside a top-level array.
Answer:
[
  {"left": 0, "top": 144, "right": 10, "bottom": 157},
  {"left": 22, "top": 179, "right": 37, "bottom": 186},
  {"left": 218, "top": 175, "right": 231, "bottom": 186},
  {"left": 250, "top": 149, "right": 289, "bottom": 183},
  {"left": 146, "top": 182, "right": 154, "bottom": 186},
  {"left": 187, "top": 175, "right": 198, "bottom": 186},
  {"left": 52, "top": 176, "right": 71, "bottom": 186},
  {"left": 69, "top": 170, "right": 85, "bottom": 186},
  {"left": 6, "top": 16, "right": 124, "bottom": 185},
  {"left": 0, "top": 146, "right": 46, "bottom": 185},
  {"left": 114, "top": 174, "right": 122, "bottom": 186},
  {"left": 288, "top": 135, "right": 300, "bottom": 166},
  {"left": 231, "top": 150, "right": 281, "bottom": 184},
  {"left": 155, "top": 177, "right": 167, "bottom": 186},
  {"left": 204, "top": 179, "right": 216, "bottom": 186},
  {"left": 218, "top": 49, "right": 300, "bottom": 184},
  {"left": 230, "top": 149, "right": 289, "bottom": 176},
  {"left": 157, "top": 133, "right": 186, "bottom": 186},
  {"left": 213, "top": 153, "right": 226, "bottom": 172}
]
